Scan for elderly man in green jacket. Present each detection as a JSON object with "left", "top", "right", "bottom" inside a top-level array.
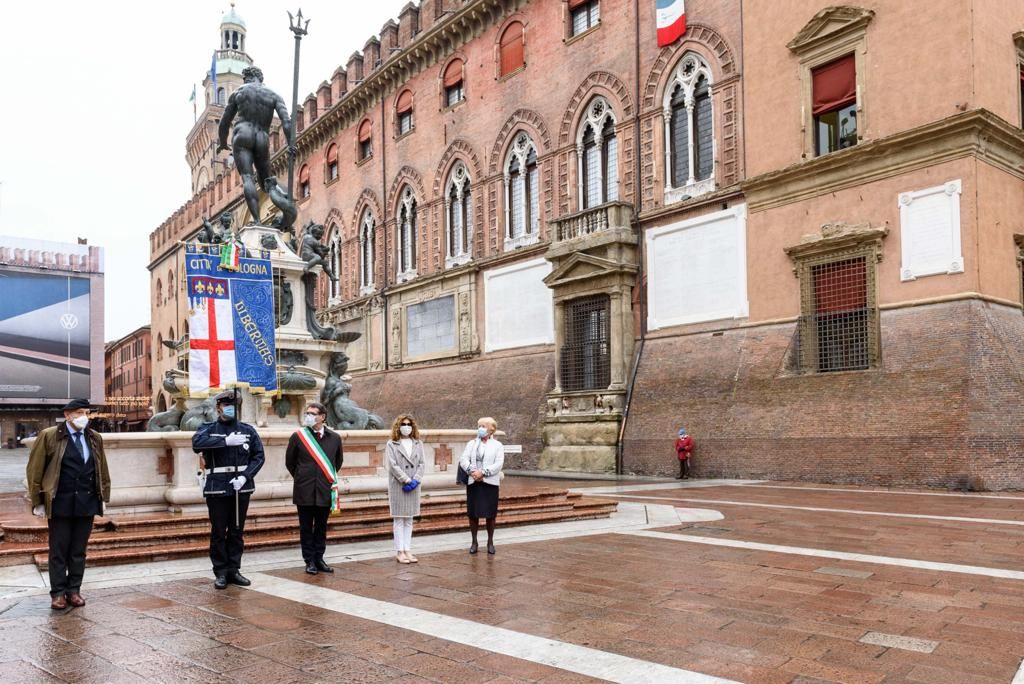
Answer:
[{"left": 26, "top": 398, "right": 111, "bottom": 610}]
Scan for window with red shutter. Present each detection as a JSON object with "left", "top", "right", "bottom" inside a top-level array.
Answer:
[
  {"left": 443, "top": 59, "right": 464, "bottom": 107},
  {"left": 326, "top": 144, "right": 339, "bottom": 181},
  {"left": 298, "top": 164, "right": 311, "bottom": 198},
  {"left": 358, "top": 119, "right": 372, "bottom": 160},
  {"left": 812, "top": 54, "right": 857, "bottom": 156},
  {"left": 396, "top": 90, "right": 414, "bottom": 135},
  {"left": 499, "top": 22, "right": 524, "bottom": 76}
]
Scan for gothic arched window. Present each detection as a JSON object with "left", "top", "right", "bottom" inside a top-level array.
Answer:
[
  {"left": 359, "top": 209, "right": 375, "bottom": 294},
  {"left": 445, "top": 162, "right": 473, "bottom": 268},
  {"left": 577, "top": 96, "right": 618, "bottom": 209},
  {"left": 397, "top": 187, "right": 417, "bottom": 282},
  {"left": 504, "top": 132, "right": 540, "bottom": 250},
  {"left": 664, "top": 53, "right": 715, "bottom": 202}
]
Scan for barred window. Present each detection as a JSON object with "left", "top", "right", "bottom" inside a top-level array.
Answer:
[
  {"left": 801, "top": 256, "right": 873, "bottom": 372},
  {"left": 560, "top": 295, "right": 610, "bottom": 392}
]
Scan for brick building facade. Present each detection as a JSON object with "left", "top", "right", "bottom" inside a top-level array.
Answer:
[
  {"left": 150, "top": 1, "right": 1024, "bottom": 488},
  {"left": 102, "top": 326, "right": 152, "bottom": 432}
]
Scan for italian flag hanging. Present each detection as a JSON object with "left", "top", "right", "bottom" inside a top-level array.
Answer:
[
  {"left": 656, "top": 0, "right": 686, "bottom": 47},
  {"left": 219, "top": 241, "right": 241, "bottom": 271},
  {"left": 296, "top": 427, "right": 341, "bottom": 513}
]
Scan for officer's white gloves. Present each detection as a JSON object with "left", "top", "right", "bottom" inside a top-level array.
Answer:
[
  {"left": 195, "top": 470, "right": 206, "bottom": 488},
  {"left": 32, "top": 504, "right": 45, "bottom": 517},
  {"left": 229, "top": 476, "right": 246, "bottom": 491},
  {"left": 224, "top": 432, "right": 249, "bottom": 447}
]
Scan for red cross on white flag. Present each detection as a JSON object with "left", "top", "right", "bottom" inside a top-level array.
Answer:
[{"left": 188, "top": 297, "right": 237, "bottom": 393}]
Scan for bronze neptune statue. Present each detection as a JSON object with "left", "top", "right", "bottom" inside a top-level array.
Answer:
[{"left": 217, "top": 66, "right": 298, "bottom": 231}]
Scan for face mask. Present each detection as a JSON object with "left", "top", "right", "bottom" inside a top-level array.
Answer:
[
  {"left": 71, "top": 416, "right": 89, "bottom": 430},
  {"left": 399, "top": 425, "right": 413, "bottom": 437},
  {"left": 303, "top": 414, "right": 317, "bottom": 427},
  {"left": 221, "top": 405, "right": 236, "bottom": 420},
  {"left": 477, "top": 426, "right": 488, "bottom": 439}
]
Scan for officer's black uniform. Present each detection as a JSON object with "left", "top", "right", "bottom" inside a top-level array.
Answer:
[{"left": 192, "top": 409, "right": 264, "bottom": 586}]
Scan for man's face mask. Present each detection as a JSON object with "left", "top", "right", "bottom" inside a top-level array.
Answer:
[{"left": 220, "top": 404, "right": 236, "bottom": 420}]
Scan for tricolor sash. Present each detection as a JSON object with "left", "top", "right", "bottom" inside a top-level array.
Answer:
[{"left": 296, "top": 427, "right": 340, "bottom": 512}]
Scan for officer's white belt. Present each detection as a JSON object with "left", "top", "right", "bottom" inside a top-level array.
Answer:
[{"left": 203, "top": 466, "right": 241, "bottom": 474}]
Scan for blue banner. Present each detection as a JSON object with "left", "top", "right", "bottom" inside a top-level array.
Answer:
[{"left": 185, "top": 244, "right": 277, "bottom": 393}]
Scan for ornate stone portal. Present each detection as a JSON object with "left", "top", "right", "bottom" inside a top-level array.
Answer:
[{"left": 538, "top": 201, "right": 638, "bottom": 473}]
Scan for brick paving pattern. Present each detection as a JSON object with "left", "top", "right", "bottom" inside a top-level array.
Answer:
[{"left": 0, "top": 480, "right": 1022, "bottom": 682}]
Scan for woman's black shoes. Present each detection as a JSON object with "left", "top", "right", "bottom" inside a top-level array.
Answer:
[
  {"left": 487, "top": 543, "right": 496, "bottom": 555},
  {"left": 469, "top": 542, "right": 478, "bottom": 554}
]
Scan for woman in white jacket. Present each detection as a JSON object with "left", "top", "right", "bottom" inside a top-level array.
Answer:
[{"left": 459, "top": 416, "right": 504, "bottom": 555}]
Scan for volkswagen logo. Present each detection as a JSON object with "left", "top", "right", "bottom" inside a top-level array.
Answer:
[{"left": 60, "top": 313, "right": 79, "bottom": 330}]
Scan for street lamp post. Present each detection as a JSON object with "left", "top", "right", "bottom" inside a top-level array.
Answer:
[{"left": 286, "top": 9, "right": 310, "bottom": 205}]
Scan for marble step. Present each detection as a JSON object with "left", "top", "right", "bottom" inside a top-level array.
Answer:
[
  {"left": 30, "top": 502, "right": 619, "bottom": 568},
  {"left": 0, "top": 490, "right": 586, "bottom": 542}
]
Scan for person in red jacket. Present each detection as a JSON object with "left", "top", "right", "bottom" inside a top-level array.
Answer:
[{"left": 674, "top": 428, "right": 693, "bottom": 479}]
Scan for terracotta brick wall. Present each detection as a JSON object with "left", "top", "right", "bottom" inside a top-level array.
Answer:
[
  {"left": 622, "top": 300, "right": 1024, "bottom": 490},
  {"left": 350, "top": 350, "right": 555, "bottom": 469}
]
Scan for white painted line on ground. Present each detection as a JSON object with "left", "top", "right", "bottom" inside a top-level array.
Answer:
[
  {"left": 572, "top": 480, "right": 763, "bottom": 496},
  {"left": 814, "top": 566, "right": 874, "bottom": 579},
  {"left": 858, "top": 631, "right": 938, "bottom": 653},
  {"left": 740, "top": 483, "right": 1024, "bottom": 501},
  {"left": 598, "top": 493, "right": 1024, "bottom": 527},
  {"left": 244, "top": 573, "right": 739, "bottom": 684},
  {"left": 620, "top": 530, "right": 1024, "bottom": 581},
  {"left": 1012, "top": 656, "right": 1024, "bottom": 684}
]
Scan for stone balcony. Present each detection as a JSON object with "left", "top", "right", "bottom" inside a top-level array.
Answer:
[{"left": 547, "top": 201, "right": 635, "bottom": 258}]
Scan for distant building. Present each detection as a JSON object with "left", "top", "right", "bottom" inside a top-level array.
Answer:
[
  {"left": 0, "top": 236, "right": 104, "bottom": 448},
  {"left": 101, "top": 325, "right": 152, "bottom": 432}
]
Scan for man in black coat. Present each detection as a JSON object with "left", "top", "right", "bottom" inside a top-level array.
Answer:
[
  {"left": 285, "top": 401, "right": 343, "bottom": 575},
  {"left": 192, "top": 391, "right": 265, "bottom": 589}
]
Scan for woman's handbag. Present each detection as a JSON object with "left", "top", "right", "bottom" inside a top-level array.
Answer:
[{"left": 456, "top": 464, "right": 469, "bottom": 485}]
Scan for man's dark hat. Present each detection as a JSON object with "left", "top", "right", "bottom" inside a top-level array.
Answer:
[
  {"left": 61, "top": 398, "right": 92, "bottom": 411},
  {"left": 214, "top": 390, "right": 237, "bottom": 404}
]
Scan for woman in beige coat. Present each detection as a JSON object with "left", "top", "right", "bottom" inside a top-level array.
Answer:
[{"left": 385, "top": 414, "right": 425, "bottom": 563}]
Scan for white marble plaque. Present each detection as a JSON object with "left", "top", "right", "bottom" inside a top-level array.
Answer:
[
  {"left": 483, "top": 258, "right": 553, "bottom": 352},
  {"left": 899, "top": 179, "right": 964, "bottom": 281},
  {"left": 646, "top": 205, "right": 749, "bottom": 330},
  {"left": 406, "top": 295, "right": 456, "bottom": 358}
]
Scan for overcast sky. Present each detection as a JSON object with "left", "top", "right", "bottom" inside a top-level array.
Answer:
[{"left": 0, "top": 1, "right": 410, "bottom": 341}]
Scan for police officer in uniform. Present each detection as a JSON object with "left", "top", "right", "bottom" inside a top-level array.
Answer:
[{"left": 192, "top": 391, "right": 265, "bottom": 589}]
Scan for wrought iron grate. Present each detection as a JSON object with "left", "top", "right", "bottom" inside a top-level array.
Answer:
[
  {"left": 804, "top": 256, "right": 869, "bottom": 372},
  {"left": 561, "top": 294, "right": 611, "bottom": 391}
]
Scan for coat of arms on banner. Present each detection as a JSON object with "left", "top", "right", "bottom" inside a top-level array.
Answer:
[{"left": 185, "top": 244, "right": 277, "bottom": 395}]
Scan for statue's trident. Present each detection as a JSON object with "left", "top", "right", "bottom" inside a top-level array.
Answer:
[{"left": 286, "top": 9, "right": 310, "bottom": 206}]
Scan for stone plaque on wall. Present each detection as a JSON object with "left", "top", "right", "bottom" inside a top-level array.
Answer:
[
  {"left": 483, "top": 258, "right": 554, "bottom": 352},
  {"left": 646, "top": 204, "right": 749, "bottom": 330},
  {"left": 899, "top": 179, "right": 964, "bottom": 281},
  {"left": 406, "top": 295, "right": 456, "bottom": 358}
]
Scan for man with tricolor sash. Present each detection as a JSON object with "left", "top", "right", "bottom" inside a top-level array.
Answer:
[
  {"left": 285, "top": 402, "right": 344, "bottom": 575},
  {"left": 192, "top": 390, "right": 265, "bottom": 589}
]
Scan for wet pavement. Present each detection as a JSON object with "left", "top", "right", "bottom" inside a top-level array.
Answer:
[{"left": 1, "top": 477, "right": 1023, "bottom": 682}]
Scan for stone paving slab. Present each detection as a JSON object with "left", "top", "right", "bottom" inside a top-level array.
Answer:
[{"left": 0, "top": 480, "right": 1023, "bottom": 682}]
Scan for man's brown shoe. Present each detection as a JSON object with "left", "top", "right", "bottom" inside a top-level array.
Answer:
[
  {"left": 50, "top": 595, "right": 67, "bottom": 610},
  {"left": 66, "top": 593, "right": 86, "bottom": 608}
]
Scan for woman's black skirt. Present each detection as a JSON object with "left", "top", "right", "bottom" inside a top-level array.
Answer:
[{"left": 466, "top": 482, "right": 499, "bottom": 519}]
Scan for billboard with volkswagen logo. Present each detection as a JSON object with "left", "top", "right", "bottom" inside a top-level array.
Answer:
[{"left": 0, "top": 237, "right": 104, "bottom": 404}]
